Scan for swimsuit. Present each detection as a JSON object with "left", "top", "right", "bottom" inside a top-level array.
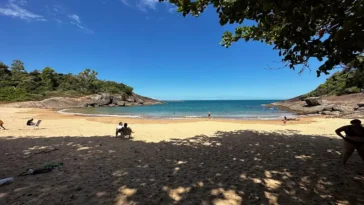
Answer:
[{"left": 344, "top": 126, "right": 364, "bottom": 145}]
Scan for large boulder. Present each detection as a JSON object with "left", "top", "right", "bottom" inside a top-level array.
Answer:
[
  {"left": 323, "top": 105, "right": 335, "bottom": 111},
  {"left": 356, "top": 107, "right": 364, "bottom": 111},
  {"left": 136, "top": 98, "right": 144, "bottom": 104},
  {"left": 0, "top": 92, "right": 162, "bottom": 109},
  {"left": 332, "top": 105, "right": 354, "bottom": 113},
  {"left": 112, "top": 94, "right": 125, "bottom": 106},
  {"left": 88, "top": 93, "right": 112, "bottom": 106},
  {"left": 125, "top": 95, "right": 136, "bottom": 102},
  {"left": 322, "top": 111, "right": 341, "bottom": 116},
  {"left": 114, "top": 100, "right": 126, "bottom": 106},
  {"left": 322, "top": 111, "right": 331, "bottom": 115},
  {"left": 305, "top": 97, "right": 322, "bottom": 106},
  {"left": 113, "top": 94, "right": 123, "bottom": 100},
  {"left": 299, "top": 105, "right": 326, "bottom": 114},
  {"left": 125, "top": 102, "right": 136, "bottom": 106},
  {"left": 83, "top": 93, "right": 153, "bottom": 107}
]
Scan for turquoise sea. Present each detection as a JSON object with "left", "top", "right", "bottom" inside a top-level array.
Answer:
[{"left": 62, "top": 100, "right": 293, "bottom": 120}]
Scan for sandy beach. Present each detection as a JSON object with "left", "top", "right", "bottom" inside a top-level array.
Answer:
[{"left": 0, "top": 108, "right": 363, "bottom": 205}]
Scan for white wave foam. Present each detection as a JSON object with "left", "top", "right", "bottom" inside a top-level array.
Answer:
[
  {"left": 58, "top": 109, "right": 142, "bottom": 118},
  {"left": 58, "top": 109, "right": 295, "bottom": 120},
  {"left": 184, "top": 116, "right": 200, "bottom": 118}
]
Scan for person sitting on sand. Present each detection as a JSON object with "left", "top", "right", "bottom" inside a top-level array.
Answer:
[
  {"left": 26, "top": 118, "right": 35, "bottom": 126},
  {"left": 335, "top": 119, "right": 364, "bottom": 165},
  {"left": 0, "top": 120, "right": 6, "bottom": 130},
  {"left": 116, "top": 122, "right": 123, "bottom": 138},
  {"left": 121, "top": 123, "right": 133, "bottom": 138}
]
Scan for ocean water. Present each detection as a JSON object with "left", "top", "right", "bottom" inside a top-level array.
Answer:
[{"left": 62, "top": 100, "right": 293, "bottom": 120}]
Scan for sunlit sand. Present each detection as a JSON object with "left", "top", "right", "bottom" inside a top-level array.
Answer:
[{"left": 0, "top": 108, "right": 363, "bottom": 204}]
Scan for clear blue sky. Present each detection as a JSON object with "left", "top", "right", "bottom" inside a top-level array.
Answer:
[{"left": 0, "top": 0, "right": 338, "bottom": 100}]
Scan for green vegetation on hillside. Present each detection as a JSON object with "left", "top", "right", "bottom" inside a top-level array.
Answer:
[
  {"left": 0, "top": 60, "right": 133, "bottom": 102},
  {"left": 162, "top": 0, "right": 364, "bottom": 76},
  {"left": 305, "top": 69, "right": 364, "bottom": 97}
]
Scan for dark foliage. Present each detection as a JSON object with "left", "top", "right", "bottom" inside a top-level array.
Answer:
[
  {"left": 0, "top": 60, "right": 133, "bottom": 102},
  {"left": 162, "top": 0, "right": 364, "bottom": 76},
  {"left": 305, "top": 68, "right": 364, "bottom": 97}
]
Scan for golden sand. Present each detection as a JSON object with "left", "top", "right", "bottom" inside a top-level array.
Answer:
[{"left": 0, "top": 108, "right": 363, "bottom": 205}]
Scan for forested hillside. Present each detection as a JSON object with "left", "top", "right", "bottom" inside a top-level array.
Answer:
[
  {"left": 0, "top": 60, "right": 133, "bottom": 102},
  {"left": 304, "top": 69, "right": 364, "bottom": 97}
]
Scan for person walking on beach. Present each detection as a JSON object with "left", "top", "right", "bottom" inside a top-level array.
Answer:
[
  {"left": 283, "top": 116, "right": 287, "bottom": 126},
  {"left": 0, "top": 120, "right": 6, "bottom": 130},
  {"left": 335, "top": 119, "right": 364, "bottom": 165},
  {"left": 208, "top": 111, "right": 211, "bottom": 118}
]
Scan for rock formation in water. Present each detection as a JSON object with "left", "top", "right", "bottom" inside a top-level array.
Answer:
[{"left": 270, "top": 93, "right": 364, "bottom": 118}]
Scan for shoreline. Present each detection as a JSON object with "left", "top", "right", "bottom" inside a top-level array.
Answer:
[
  {"left": 58, "top": 106, "right": 297, "bottom": 121},
  {"left": 4, "top": 107, "right": 326, "bottom": 124},
  {"left": 56, "top": 108, "right": 312, "bottom": 124},
  {"left": 58, "top": 109, "right": 295, "bottom": 121},
  {"left": 0, "top": 107, "right": 344, "bottom": 141}
]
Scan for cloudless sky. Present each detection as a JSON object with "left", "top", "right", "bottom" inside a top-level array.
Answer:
[{"left": 0, "top": 0, "right": 339, "bottom": 100}]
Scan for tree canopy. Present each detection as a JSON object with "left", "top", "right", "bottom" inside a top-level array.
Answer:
[
  {"left": 0, "top": 60, "right": 134, "bottom": 102},
  {"left": 161, "top": 0, "right": 364, "bottom": 76},
  {"left": 304, "top": 68, "right": 364, "bottom": 97}
]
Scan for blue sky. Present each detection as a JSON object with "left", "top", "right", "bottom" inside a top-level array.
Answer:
[{"left": 0, "top": 0, "right": 338, "bottom": 100}]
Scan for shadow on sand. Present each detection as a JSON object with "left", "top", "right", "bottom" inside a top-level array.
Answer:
[{"left": 0, "top": 130, "right": 363, "bottom": 205}]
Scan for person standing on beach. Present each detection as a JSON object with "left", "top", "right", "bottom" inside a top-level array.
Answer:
[
  {"left": 283, "top": 116, "right": 287, "bottom": 126},
  {"left": 0, "top": 120, "right": 6, "bottom": 130},
  {"left": 208, "top": 111, "right": 211, "bottom": 118},
  {"left": 335, "top": 119, "right": 364, "bottom": 165}
]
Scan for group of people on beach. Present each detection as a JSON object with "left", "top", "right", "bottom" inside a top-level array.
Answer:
[
  {"left": 115, "top": 122, "right": 133, "bottom": 139},
  {"left": 1, "top": 115, "right": 363, "bottom": 164},
  {"left": 0, "top": 119, "right": 40, "bottom": 130}
]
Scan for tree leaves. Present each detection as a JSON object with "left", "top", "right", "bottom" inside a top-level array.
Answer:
[{"left": 160, "top": 0, "right": 364, "bottom": 75}]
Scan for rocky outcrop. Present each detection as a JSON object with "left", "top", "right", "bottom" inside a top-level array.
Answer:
[
  {"left": 305, "top": 97, "right": 322, "bottom": 106},
  {"left": 0, "top": 93, "right": 162, "bottom": 109},
  {"left": 336, "top": 110, "right": 364, "bottom": 119},
  {"left": 85, "top": 93, "right": 159, "bottom": 108},
  {"left": 270, "top": 93, "right": 364, "bottom": 118},
  {"left": 84, "top": 93, "right": 113, "bottom": 107},
  {"left": 322, "top": 111, "right": 341, "bottom": 116},
  {"left": 332, "top": 105, "right": 357, "bottom": 113}
]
